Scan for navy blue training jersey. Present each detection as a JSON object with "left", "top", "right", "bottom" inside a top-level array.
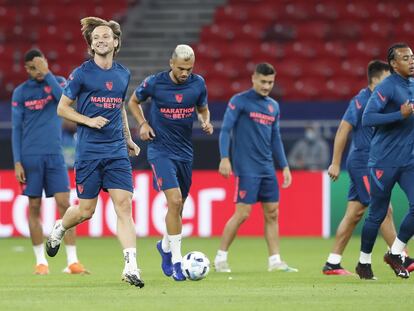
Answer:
[
  {"left": 342, "top": 87, "right": 373, "bottom": 168},
  {"left": 63, "top": 59, "right": 130, "bottom": 161},
  {"left": 362, "top": 73, "right": 414, "bottom": 168},
  {"left": 11, "top": 73, "right": 66, "bottom": 163},
  {"left": 219, "top": 89, "right": 288, "bottom": 177},
  {"left": 134, "top": 71, "right": 208, "bottom": 162}
]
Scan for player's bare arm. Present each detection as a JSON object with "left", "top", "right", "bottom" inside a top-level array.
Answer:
[
  {"left": 196, "top": 106, "right": 213, "bottom": 135},
  {"left": 128, "top": 92, "right": 155, "bottom": 141},
  {"left": 57, "top": 94, "right": 109, "bottom": 129},
  {"left": 282, "top": 166, "right": 292, "bottom": 188},
  {"left": 328, "top": 120, "right": 352, "bottom": 181},
  {"left": 218, "top": 157, "right": 232, "bottom": 178},
  {"left": 121, "top": 104, "right": 140, "bottom": 156}
]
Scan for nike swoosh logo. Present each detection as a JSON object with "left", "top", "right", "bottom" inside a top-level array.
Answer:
[
  {"left": 377, "top": 91, "right": 386, "bottom": 102},
  {"left": 228, "top": 103, "right": 236, "bottom": 110},
  {"left": 355, "top": 99, "right": 362, "bottom": 109}
]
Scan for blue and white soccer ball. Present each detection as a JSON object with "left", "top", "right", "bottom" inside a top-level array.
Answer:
[{"left": 182, "top": 251, "right": 210, "bottom": 281}]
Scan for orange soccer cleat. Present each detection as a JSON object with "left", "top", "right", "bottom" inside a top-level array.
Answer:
[
  {"left": 63, "top": 262, "right": 90, "bottom": 275},
  {"left": 34, "top": 264, "right": 49, "bottom": 275}
]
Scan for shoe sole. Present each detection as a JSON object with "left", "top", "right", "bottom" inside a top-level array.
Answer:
[{"left": 45, "top": 241, "right": 60, "bottom": 257}]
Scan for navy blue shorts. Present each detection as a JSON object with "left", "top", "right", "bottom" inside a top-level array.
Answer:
[
  {"left": 74, "top": 157, "right": 133, "bottom": 199},
  {"left": 149, "top": 157, "right": 192, "bottom": 198},
  {"left": 234, "top": 175, "right": 279, "bottom": 204},
  {"left": 21, "top": 154, "right": 70, "bottom": 198},
  {"left": 347, "top": 167, "right": 371, "bottom": 206}
]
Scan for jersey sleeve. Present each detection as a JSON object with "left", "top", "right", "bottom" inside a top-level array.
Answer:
[
  {"left": 122, "top": 71, "right": 131, "bottom": 101},
  {"left": 63, "top": 67, "right": 83, "bottom": 100},
  {"left": 271, "top": 109, "right": 288, "bottom": 169},
  {"left": 219, "top": 96, "right": 243, "bottom": 158},
  {"left": 11, "top": 88, "right": 24, "bottom": 163},
  {"left": 342, "top": 98, "right": 359, "bottom": 127},
  {"left": 362, "top": 82, "right": 403, "bottom": 126},
  {"left": 134, "top": 75, "right": 156, "bottom": 102},
  {"left": 44, "top": 73, "right": 65, "bottom": 103},
  {"left": 196, "top": 78, "right": 208, "bottom": 107}
]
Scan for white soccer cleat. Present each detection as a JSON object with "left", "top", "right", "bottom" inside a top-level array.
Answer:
[
  {"left": 214, "top": 260, "right": 232, "bottom": 273},
  {"left": 268, "top": 261, "right": 298, "bottom": 272},
  {"left": 46, "top": 219, "right": 64, "bottom": 257},
  {"left": 122, "top": 269, "right": 145, "bottom": 288}
]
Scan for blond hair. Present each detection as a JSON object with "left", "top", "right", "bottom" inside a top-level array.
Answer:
[
  {"left": 80, "top": 16, "right": 122, "bottom": 57},
  {"left": 171, "top": 44, "right": 195, "bottom": 61}
]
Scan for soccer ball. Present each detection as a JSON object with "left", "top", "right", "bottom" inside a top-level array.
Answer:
[{"left": 182, "top": 251, "right": 210, "bottom": 281}]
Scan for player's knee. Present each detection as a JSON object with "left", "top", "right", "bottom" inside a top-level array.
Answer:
[
  {"left": 168, "top": 196, "right": 183, "bottom": 210},
  {"left": 264, "top": 208, "right": 278, "bottom": 223},
  {"left": 385, "top": 207, "right": 394, "bottom": 219},
  {"left": 235, "top": 209, "right": 251, "bottom": 223},
  {"left": 79, "top": 205, "right": 95, "bottom": 220},
  {"left": 28, "top": 202, "right": 41, "bottom": 218},
  {"left": 114, "top": 197, "right": 133, "bottom": 216}
]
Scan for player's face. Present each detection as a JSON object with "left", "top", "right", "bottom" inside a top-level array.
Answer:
[
  {"left": 392, "top": 47, "right": 414, "bottom": 77},
  {"left": 25, "top": 60, "right": 44, "bottom": 82},
  {"left": 252, "top": 73, "right": 275, "bottom": 97},
  {"left": 91, "top": 26, "right": 118, "bottom": 57},
  {"left": 170, "top": 58, "right": 194, "bottom": 83}
]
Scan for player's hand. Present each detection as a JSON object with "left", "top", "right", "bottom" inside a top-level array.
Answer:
[
  {"left": 282, "top": 167, "right": 292, "bottom": 188},
  {"left": 327, "top": 163, "right": 340, "bottom": 181},
  {"left": 401, "top": 100, "right": 413, "bottom": 119},
  {"left": 218, "top": 158, "right": 232, "bottom": 178},
  {"left": 201, "top": 121, "right": 213, "bottom": 135},
  {"left": 32, "top": 56, "right": 50, "bottom": 76},
  {"left": 139, "top": 122, "right": 156, "bottom": 141},
  {"left": 14, "top": 162, "right": 26, "bottom": 183},
  {"left": 127, "top": 139, "right": 140, "bottom": 157},
  {"left": 86, "top": 116, "right": 109, "bottom": 129}
]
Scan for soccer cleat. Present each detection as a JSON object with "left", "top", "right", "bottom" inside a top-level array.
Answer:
[
  {"left": 34, "top": 264, "right": 49, "bottom": 275},
  {"left": 214, "top": 260, "right": 232, "bottom": 273},
  {"left": 268, "top": 261, "right": 298, "bottom": 272},
  {"left": 384, "top": 252, "right": 410, "bottom": 279},
  {"left": 355, "top": 262, "right": 377, "bottom": 280},
  {"left": 46, "top": 219, "right": 64, "bottom": 257},
  {"left": 122, "top": 269, "right": 145, "bottom": 288},
  {"left": 172, "top": 262, "right": 186, "bottom": 281},
  {"left": 403, "top": 256, "right": 414, "bottom": 273},
  {"left": 322, "top": 262, "right": 353, "bottom": 276},
  {"left": 63, "top": 262, "right": 90, "bottom": 274},
  {"left": 156, "top": 240, "right": 173, "bottom": 277}
]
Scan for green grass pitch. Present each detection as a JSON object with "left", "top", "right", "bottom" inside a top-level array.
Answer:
[{"left": 0, "top": 237, "right": 412, "bottom": 311}]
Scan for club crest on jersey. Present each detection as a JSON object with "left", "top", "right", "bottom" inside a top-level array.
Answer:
[
  {"left": 77, "top": 184, "right": 84, "bottom": 194},
  {"left": 175, "top": 94, "right": 183, "bottom": 103},
  {"left": 239, "top": 190, "right": 246, "bottom": 199},
  {"left": 375, "top": 169, "right": 384, "bottom": 180},
  {"left": 105, "top": 81, "right": 113, "bottom": 91},
  {"left": 44, "top": 86, "right": 51, "bottom": 94},
  {"left": 268, "top": 104, "right": 274, "bottom": 113}
]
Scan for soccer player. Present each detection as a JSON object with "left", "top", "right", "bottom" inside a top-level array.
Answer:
[
  {"left": 214, "top": 63, "right": 297, "bottom": 273},
  {"left": 356, "top": 43, "right": 414, "bottom": 280},
  {"left": 11, "top": 49, "right": 88, "bottom": 275},
  {"left": 45, "top": 17, "right": 144, "bottom": 288},
  {"left": 323, "top": 60, "right": 414, "bottom": 275},
  {"left": 128, "top": 44, "right": 213, "bottom": 281}
]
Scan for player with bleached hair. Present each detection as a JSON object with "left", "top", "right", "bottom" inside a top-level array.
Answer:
[
  {"left": 45, "top": 17, "right": 143, "bottom": 288},
  {"left": 128, "top": 44, "right": 213, "bottom": 281}
]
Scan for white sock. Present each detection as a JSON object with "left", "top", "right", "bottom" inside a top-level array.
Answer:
[
  {"left": 359, "top": 251, "right": 372, "bottom": 264},
  {"left": 390, "top": 238, "right": 406, "bottom": 255},
  {"left": 123, "top": 248, "right": 138, "bottom": 272},
  {"left": 33, "top": 244, "right": 48, "bottom": 265},
  {"left": 168, "top": 234, "right": 182, "bottom": 264},
  {"left": 215, "top": 250, "right": 228, "bottom": 262},
  {"left": 65, "top": 245, "right": 79, "bottom": 266},
  {"left": 269, "top": 254, "right": 282, "bottom": 266},
  {"left": 55, "top": 220, "right": 67, "bottom": 240},
  {"left": 162, "top": 234, "right": 170, "bottom": 253},
  {"left": 327, "top": 253, "right": 342, "bottom": 265}
]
